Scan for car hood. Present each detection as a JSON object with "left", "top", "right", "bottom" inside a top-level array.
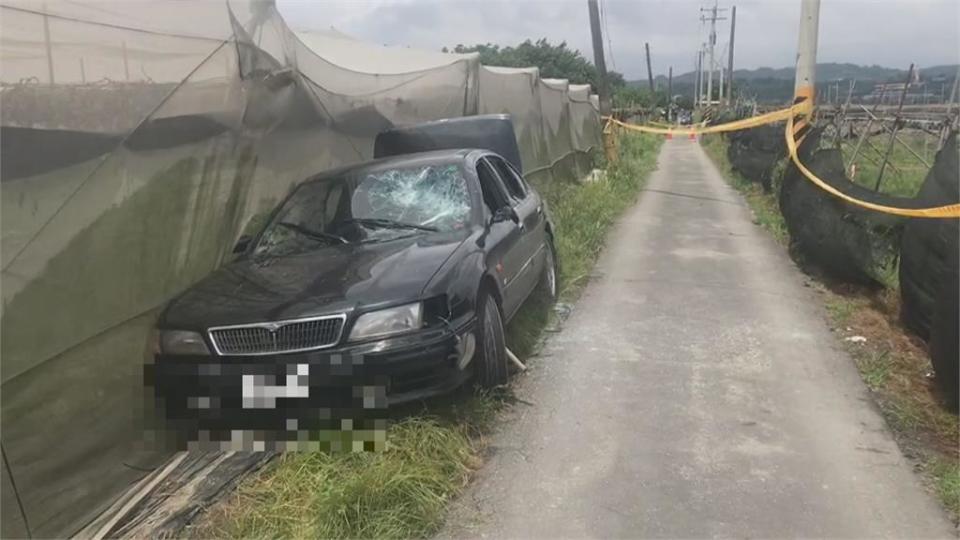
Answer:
[{"left": 162, "top": 233, "right": 467, "bottom": 329}]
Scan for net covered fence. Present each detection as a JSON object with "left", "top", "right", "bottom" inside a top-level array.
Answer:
[{"left": 0, "top": 1, "right": 601, "bottom": 536}]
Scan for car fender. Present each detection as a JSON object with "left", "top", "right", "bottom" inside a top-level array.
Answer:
[{"left": 421, "top": 229, "right": 501, "bottom": 321}]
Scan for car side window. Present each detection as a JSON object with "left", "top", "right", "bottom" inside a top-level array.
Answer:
[
  {"left": 487, "top": 156, "right": 527, "bottom": 202},
  {"left": 476, "top": 158, "right": 510, "bottom": 216},
  {"left": 504, "top": 160, "right": 532, "bottom": 195}
]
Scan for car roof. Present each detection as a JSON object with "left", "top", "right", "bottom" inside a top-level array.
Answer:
[{"left": 304, "top": 148, "right": 485, "bottom": 185}]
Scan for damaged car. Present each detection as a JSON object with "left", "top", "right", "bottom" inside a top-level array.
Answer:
[{"left": 151, "top": 119, "right": 557, "bottom": 432}]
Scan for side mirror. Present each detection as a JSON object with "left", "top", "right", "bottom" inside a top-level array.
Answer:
[
  {"left": 233, "top": 235, "right": 252, "bottom": 254},
  {"left": 492, "top": 206, "right": 519, "bottom": 224}
]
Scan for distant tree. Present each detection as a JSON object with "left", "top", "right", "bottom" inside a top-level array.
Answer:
[
  {"left": 674, "top": 94, "right": 694, "bottom": 110},
  {"left": 612, "top": 85, "right": 668, "bottom": 109},
  {"left": 450, "top": 39, "right": 625, "bottom": 92}
]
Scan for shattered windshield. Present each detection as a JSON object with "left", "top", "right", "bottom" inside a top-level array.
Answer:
[{"left": 253, "top": 162, "right": 471, "bottom": 257}]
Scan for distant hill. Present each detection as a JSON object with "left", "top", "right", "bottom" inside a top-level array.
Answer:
[{"left": 631, "top": 62, "right": 958, "bottom": 104}]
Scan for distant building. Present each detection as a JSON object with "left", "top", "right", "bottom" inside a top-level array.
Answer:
[{"left": 864, "top": 78, "right": 941, "bottom": 105}]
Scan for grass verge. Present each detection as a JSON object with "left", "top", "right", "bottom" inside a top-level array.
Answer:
[
  {"left": 701, "top": 133, "right": 959, "bottom": 523},
  {"left": 189, "top": 132, "right": 663, "bottom": 539}
]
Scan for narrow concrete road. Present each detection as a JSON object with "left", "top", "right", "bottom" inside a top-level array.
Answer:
[{"left": 441, "top": 139, "right": 954, "bottom": 538}]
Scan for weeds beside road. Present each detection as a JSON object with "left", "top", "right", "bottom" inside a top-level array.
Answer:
[
  {"left": 190, "top": 132, "right": 663, "bottom": 539},
  {"left": 702, "top": 132, "right": 960, "bottom": 522}
]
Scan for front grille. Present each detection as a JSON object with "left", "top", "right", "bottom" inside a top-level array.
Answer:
[{"left": 208, "top": 314, "right": 346, "bottom": 356}]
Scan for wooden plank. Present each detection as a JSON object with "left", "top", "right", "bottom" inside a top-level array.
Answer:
[{"left": 75, "top": 452, "right": 275, "bottom": 539}]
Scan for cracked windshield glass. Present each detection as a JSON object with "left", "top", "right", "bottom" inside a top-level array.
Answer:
[{"left": 254, "top": 163, "right": 470, "bottom": 256}]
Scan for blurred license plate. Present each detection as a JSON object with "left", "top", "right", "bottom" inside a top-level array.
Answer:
[{"left": 241, "top": 363, "right": 309, "bottom": 409}]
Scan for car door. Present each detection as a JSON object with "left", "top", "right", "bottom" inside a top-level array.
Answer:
[
  {"left": 486, "top": 155, "right": 545, "bottom": 311},
  {"left": 475, "top": 156, "right": 527, "bottom": 319}
]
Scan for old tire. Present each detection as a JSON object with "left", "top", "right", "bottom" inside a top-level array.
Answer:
[
  {"left": 930, "top": 228, "right": 959, "bottom": 411},
  {"left": 538, "top": 236, "right": 559, "bottom": 301},
  {"left": 900, "top": 133, "right": 959, "bottom": 338},
  {"left": 930, "top": 284, "right": 959, "bottom": 411},
  {"left": 475, "top": 288, "right": 508, "bottom": 388}
]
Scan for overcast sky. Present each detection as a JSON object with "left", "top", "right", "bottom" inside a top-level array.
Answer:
[{"left": 277, "top": 0, "right": 960, "bottom": 80}]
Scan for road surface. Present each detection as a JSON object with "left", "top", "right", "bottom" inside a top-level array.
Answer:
[{"left": 440, "top": 139, "right": 954, "bottom": 538}]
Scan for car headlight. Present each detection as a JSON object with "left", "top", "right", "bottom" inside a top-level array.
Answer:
[
  {"left": 349, "top": 302, "right": 422, "bottom": 342},
  {"left": 159, "top": 330, "right": 210, "bottom": 355}
]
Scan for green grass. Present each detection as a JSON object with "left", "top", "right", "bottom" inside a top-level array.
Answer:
[
  {"left": 838, "top": 131, "right": 934, "bottom": 198},
  {"left": 875, "top": 258, "right": 901, "bottom": 292},
  {"left": 884, "top": 398, "right": 926, "bottom": 433},
  {"left": 825, "top": 296, "right": 857, "bottom": 326},
  {"left": 193, "top": 416, "right": 472, "bottom": 539},
  {"left": 856, "top": 351, "right": 893, "bottom": 390},
  {"left": 193, "top": 132, "right": 664, "bottom": 539},
  {"left": 700, "top": 133, "right": 790, "bottom": 244},
  {"left": 930, "top": 460, "right": 960, "bottom": 518}
]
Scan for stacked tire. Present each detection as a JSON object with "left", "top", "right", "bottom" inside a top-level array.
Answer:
[
  {"left": 899, "top": 133, "right": 959, "bottom": 410},
  {"left": 779, "top": 131, "right": 903, "bottom": 285}
]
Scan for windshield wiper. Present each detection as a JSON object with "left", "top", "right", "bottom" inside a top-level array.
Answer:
[
  {"left": 276, "top": 221, "right": 347, "bottom": 244},
  {"left": 340, "top": 218, "right": 439, "bottom": 232}
]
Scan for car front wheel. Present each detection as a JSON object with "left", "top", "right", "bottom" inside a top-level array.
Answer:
[
  {"left": 475, "top": 288, "right": 508, "bottom": 387},
  {"left": 538, "top": 236, "right": 558, "bottom": 300}
]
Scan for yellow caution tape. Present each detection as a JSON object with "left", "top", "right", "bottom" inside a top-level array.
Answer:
[
  {"left": 605, "top": 104, "right": 804, "bottom": 135},
  {"left": 606, "top": 99, "right": 959, "bottom": 218},
  {"left": 784, "top": 100, "right": 960, "bottom": 219}
]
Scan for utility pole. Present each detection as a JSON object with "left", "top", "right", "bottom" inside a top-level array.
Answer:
[
  {"left": 706, "top": 2, "right": 716, "bottom": 104},
  {"left": 719, "top": 63, "right": 724, "bottom": 102},
  {"left": 587, "top": 0, "right": 611, "bottom": 116},
  {"left": 793, "top": 0, "right": 820, "bottom": 134},
  {"left": 695, "top": 49, "right": 703, "bottom": 107},
  {"left": 645, "top": 42, "right": 655, "bottom": 91},
  {"left": 701, "top": 0, "right": 727, "bottom": 105},
  {"left": 122, "top": 40, "right": 130, "bottom": 81},
  {"left": 668, "top": 66, "right": 673, "bottom": 121},
  {"left": 726, "top": 5, "right": 736, "bottom": 106},
  {"left": 700, "top": 47, "right": 707, "bottom": 104},
  {"left": 42, "top": 7, "right": 54, "bottom": 84}
]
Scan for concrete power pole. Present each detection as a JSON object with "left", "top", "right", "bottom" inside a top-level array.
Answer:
[
  {"left": 727, "top": 5, "right": 736, "bottom": 106},
  {"left": 794, "top": 0, "right": 820, "bottom": 134},
  {"left": 700, "top": 48, "right": 707, "bottom": 107},
  {"left": 707, "top": 2, "right": 716, "bottom": 104},
  {"left": 700, "top": 1, "right": 728, "bottom": 105},
  {"left": 695, "top": 48, "right": 703, "bottom": 107},
  {"left": 645, "top": 42, "right": 655, "bottom": 91},
  {"left": 587, "top": 0, "right": 611, "bottom": 116},
  {"left": 719, "top": 63, "right": 724, "bottom": 102},
  {"left": 668, "top": 66, "right": 673, "bottom": 121}
]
